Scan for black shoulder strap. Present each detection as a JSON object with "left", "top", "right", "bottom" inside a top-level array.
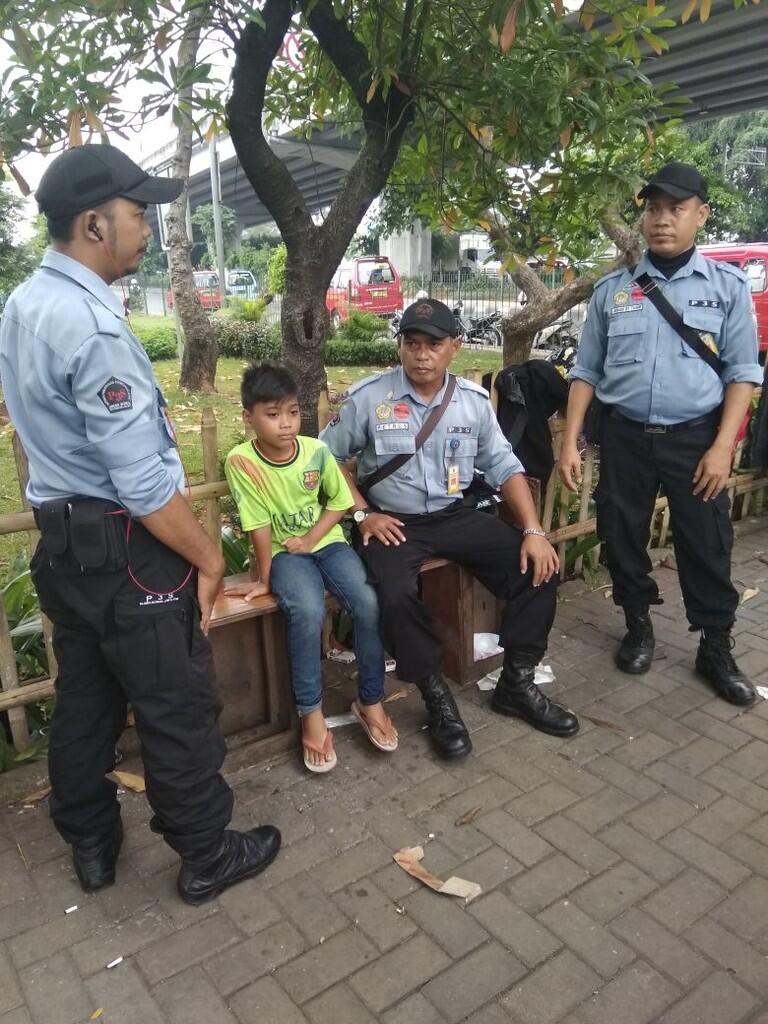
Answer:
[
  {"left": 634, "top": 271, "right": 725, "bottom": 377},
  {"left": 358, "top": 374, "right": 457, "bottom": 498}
]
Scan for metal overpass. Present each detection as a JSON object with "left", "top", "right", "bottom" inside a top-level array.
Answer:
[{"left": 145, "top": 0, "right": 768, "bottom": 238}]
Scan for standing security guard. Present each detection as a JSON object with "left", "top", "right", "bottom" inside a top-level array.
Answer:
[
  {"left": 0, "top": 145, "right": 280, "bottom": 904},
  {"left": 320, "top": 299, "right": 578, "bottom": 759},
  {"left": 560, "top": 162, "right": 763, "bottom": 705}
]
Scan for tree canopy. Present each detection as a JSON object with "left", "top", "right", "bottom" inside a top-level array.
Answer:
[{"left": 0, "top": 0, "right": 746, "bottom": 414}]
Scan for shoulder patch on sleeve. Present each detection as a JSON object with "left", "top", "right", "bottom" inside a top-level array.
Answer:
[
  {"left": 594, "top": 266, "right": 629, "bottom": 291},
  {"left": 86, "top": 301, "right": 124, "bottom": 338},
  {"left": 712, "top": 261, "right": 748, "bottom": 283},
  {"left": 456, "top": 376, "right": 490, "bottom": 398},
  {"left": 345, "top": 371, "right": 384, "bottom": 397},
  {"left": 98, "top": 377, "right": 133, "bottom": 413}
]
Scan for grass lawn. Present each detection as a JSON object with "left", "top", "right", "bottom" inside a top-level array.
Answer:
[{"left": 0, "top": 344, "right": 502, "bottom": 572}]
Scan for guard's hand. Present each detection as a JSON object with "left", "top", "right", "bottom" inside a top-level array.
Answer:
[
  {"left": 224, "top": 581, "right": 270, "bottom": 601},
  {"left": 693, "top": 443, "right": 732, "bottom": 501},
  {"left": 283, "top": 535, "right": 312, "bottom": 554},
  {"left": 360, "top": 512, "right": 406, "bottom": 547},
  {"left": 520, "top": 534, "right": 559, "bottom": 587},
  {"left": 197, "top": 561, "right": 225, "bottom": 636},
  {"left": 558, "top": 443, "right": 583, "bottom": 493}
]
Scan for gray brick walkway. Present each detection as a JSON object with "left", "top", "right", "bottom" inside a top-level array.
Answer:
[{"left": 2, "top": 521, "right": 768, "bottom": 1024}]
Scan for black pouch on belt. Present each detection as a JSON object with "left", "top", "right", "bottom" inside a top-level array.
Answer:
[{"left": 38, "top": 498, "right": 128, "bottom": 573}]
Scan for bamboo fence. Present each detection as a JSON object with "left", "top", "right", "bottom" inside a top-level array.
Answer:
[{"left": 0, "top": 375, "right": 766, "bottom": 754}]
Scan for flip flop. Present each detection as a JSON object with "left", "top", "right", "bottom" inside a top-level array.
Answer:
[
  {"left": 302, "top": 728, "right": 337, "bottom": 774},
  {"left": 351, "top": 700, "right": 399, "bottom": 752}
]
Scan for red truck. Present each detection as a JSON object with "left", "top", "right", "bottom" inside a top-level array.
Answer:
[
  {"left": 325, "top": 256, "right": 404, "bottom": 329},
  {"left": 699, "top": 243, "right": 768, "bottom": 364}
]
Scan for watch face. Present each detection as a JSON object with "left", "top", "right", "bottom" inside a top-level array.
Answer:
[{"left": 354, "top": 509, "right": 367, "bottom": 523}]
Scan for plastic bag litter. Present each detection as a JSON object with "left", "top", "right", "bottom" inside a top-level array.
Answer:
[
  {"left": 474, "top": 632, "right": 504, "bottom": 660},
  {"left": 327, "top": 648, "right": 356, "bottom": 663},
  {"left": 324, "top": 713, "right": 357, "bottom": 729},
  {"left": 756, "top": 686, "right": 768, "bottom": 701},
  {"left": 476, "top": 663, "right": 556, "bottom": 691}
]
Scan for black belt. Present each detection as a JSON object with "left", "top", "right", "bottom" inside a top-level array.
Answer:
[{"left": 607, "top": 407, "right": 721, "bottom": 435}]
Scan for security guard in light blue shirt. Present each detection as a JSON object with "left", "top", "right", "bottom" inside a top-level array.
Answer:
[
  {"left": 561, "top": 161, "right": 762, "bottom": 708},
  {"left": 573, "top": 249, "right": 760, "bottom": 425},
  {"left": 0, "top": 144, "right": 280, "bottom": 905},
  {"left": 1, "top": 250, "right": 184, "bottom": 516},
  {"left": 322, "top": 298, "right": 579, "bottom": 761},
  {"left": 325, "top": 363, "right": 524, "bottom": 515}
]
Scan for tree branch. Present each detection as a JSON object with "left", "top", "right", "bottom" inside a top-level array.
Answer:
[
  {"left": 300, "top": 0, "right": 416, "bottom": 278},
  {"left": 227, "top": 0, "right": 315, "bottom": 248}
]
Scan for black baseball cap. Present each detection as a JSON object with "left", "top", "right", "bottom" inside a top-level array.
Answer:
[
  {"left": 398, "top": 298, "right": 458, "bottom": 340},
  {"left": 637, "top": 161, "right": 708, "bottom": 203},
  {"left": 36, "top": 144, "right": 183, "bottom": 219}
]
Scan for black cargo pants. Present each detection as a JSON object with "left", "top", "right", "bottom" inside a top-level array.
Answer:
[{"left": 31, "top": 506, "right": 233, "bottom": 861}]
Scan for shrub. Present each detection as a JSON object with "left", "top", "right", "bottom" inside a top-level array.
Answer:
[
  {"left": 212, "top": 317, "right": 282, "bottom": 360},
  {"left": 131, "top": 320, "right": 178, "bottom": 361},
  {"left": 334, "top": 309, "right": 391, "bottom": 347},
  {"left": 267, "top": 243, "right": 286, "bottom": 294},
  {"left": 226, "top": 296, "right": 269, "bottom": 322},
  {"left": 325, "top": 337, "right": 399, "bottom": 366}
]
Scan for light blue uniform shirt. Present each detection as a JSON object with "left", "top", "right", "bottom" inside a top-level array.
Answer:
[
  {"left": 320, "top": 365, "right": 523, "bottom": 514},
  {"left": 0, "top": 251, "right": 184, "bottom": 517},
  {"left": 571, "top": 249, "right": 762, "bottom": 424}
]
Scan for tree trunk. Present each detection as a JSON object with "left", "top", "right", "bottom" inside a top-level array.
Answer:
[
  {"left": 282, "top": 253, "right": 330, "bottom": 435},
  {"left": 166, "top": 9, "right": 218, "bottom": 394},
  {"left": 226, "top": 0, "right": 414, "bottom": 431},
  {"left": 502, "top": 323, "right": 537, "bottom": 366}
]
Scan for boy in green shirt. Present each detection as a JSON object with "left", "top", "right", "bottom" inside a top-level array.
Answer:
[{"left": 225, "top": 363, "right": 397, "bottom": 771}]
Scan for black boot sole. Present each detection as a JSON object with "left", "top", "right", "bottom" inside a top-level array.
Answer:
[
  {"left": 429, "top": 736, "right": 473, "bottom": 760},
  {"left": 178, "top": 841, "right": 282, "bottom": 906},
  {"left": 695, "top": 666, "right": 757, "bottom": 707},
  {"left": 616, "top": 657, "right": 653, "bottom": 675},
  {"left": 491, "top": 698, "right": 580, "bottom": 737}
]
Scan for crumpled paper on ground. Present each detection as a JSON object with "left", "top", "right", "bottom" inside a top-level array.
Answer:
[
  {"left": 393, "top": 845, "right": 481, "bottom": 902},
  {"left": 476, "top": 663, "right": 556, "bottom": 691},
  {"left": 755, "top": 686, "right": 768, "bottom": 701}
]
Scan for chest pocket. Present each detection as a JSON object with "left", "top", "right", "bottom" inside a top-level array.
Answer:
[
  {"left": 606, "top": 315, "right": 647, "bottom": 364},
  {"left": 680, "top": 307, "right": 724, "bottom": 358},
  {"left": 443, "top": 435, "right": 478, "bottom": 488},
  {"left": 374, "top": 434, "right": 416, "bottom": 477}
]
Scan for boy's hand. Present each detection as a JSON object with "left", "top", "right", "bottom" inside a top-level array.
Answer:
[
  {"left": 224, "top": 580, "right": 271, "bottom": 601},
  {"left": 283, "top": 536, "right": 312, "bottom": 554}
]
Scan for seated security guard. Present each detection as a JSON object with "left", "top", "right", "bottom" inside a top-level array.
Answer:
[
  {"left": 320, "top": 299, "right": 578, "bottom": 758},
  {"left": 560, "top": 161, "right": 763, "bottom": 705}
]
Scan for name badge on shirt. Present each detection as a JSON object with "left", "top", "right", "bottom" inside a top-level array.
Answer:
[
  {"left": 610, "top": 303, "right": 644, "bottom": 315},
  {"left": 689, "top": 299, "right": 721, "bottom": 309},
  {"left": 447, "top": 464, "right": 461, "bottom": 495}
]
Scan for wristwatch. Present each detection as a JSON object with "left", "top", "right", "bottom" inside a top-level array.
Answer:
[{"left": 353, "top": 507, "right": 371, "bottom": 524}]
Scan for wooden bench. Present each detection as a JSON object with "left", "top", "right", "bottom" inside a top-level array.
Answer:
[{"left": 207, "top": 558, "right": 505, "bottom": 757}]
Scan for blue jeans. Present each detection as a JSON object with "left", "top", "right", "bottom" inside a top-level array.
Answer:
[{"left": 270, "top": 542, "right": 385, "bottom": 717}]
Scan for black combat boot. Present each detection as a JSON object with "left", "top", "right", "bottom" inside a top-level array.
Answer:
[
  {"left": 72, "top": 819, "right": 123, "bottom": 892},
  {"left": 695, "top": 626, "right": 756, "bottom": 706},
  {"left": 491, "top": 661, "right": 579, "bottom": 736},
  {"left": 616, "top": 608, "right": 655, "bottom": 674},
  {"left": 418, "top": 674, "right": 472, "bottom": 759},
  {"left": 177, "top": 826, "right": 282, "bottom": 905}
]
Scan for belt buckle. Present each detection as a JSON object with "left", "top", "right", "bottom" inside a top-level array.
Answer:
[{"left": 643, "top": 423, "right": 667, "bottom": 434}]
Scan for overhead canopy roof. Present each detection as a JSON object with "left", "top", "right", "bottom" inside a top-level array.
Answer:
[{"left": 625, "top": 0, "right": 768, "bottom": 122}]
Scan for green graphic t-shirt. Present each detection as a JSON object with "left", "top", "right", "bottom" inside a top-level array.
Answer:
[{"left": 224, "top": 435, "right": 353, "bottom": 555}]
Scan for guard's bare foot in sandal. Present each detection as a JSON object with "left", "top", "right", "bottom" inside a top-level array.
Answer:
[
  {"left": 351, "top": 700, "right": 399, "bottom": 752},
  {"left": 302, "top": 709, "right": 337, "bottom": 773}
]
